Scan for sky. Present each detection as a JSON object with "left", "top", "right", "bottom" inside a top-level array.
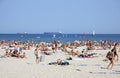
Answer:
[{"left": 0, "top": 0, "right": 120, "bottom": 34}]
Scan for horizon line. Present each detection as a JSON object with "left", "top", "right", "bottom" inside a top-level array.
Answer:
[{"left": 0, "top": 32, "right": 119, "bottom": 34}]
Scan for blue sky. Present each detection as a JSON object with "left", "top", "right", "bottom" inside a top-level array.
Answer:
[{"left": 0, "top": 0, "right": 120, "bottom": 34}]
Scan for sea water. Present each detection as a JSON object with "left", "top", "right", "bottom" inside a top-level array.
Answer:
[{"left": 0, "top": 34, "right": 120, "bottom": 43}]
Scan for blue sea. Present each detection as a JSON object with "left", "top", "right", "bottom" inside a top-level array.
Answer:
[{"left": 0, "top": 34, "right": 120, "bottom": 43}]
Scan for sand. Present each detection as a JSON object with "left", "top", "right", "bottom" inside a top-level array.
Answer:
[{"left": 0, "top": 47, "right": 120, "bottom": 78}]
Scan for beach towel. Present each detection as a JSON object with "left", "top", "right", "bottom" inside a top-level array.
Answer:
[
  {"left": 0, "top": 56, "right": 5, "bottom": 58},
  {"left": 95, "top": 64, "right": 101, "bottom": 66},
  {"left": 48, "top": 62, "right": 57, "bottom": 65},
  {"left": 89, "top": 71, "right": 106, "bottom": 74},
  {"left": 115, "top": 64, "right": 120, "bottom": 66},
  {"left": 79, "top": 64, "right": 88, "bottom": 66},
  {"left": 109, "top": 72, "right": 120, "bottom": 74}
]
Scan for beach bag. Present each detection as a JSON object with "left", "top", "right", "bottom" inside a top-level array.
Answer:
[
  {"left": 40, "top": 55, "right": 45, "bottom": 62},
  {"left": 61, "top": 60, "right": 69, "bottom": 65},
  {"left": 66, "top": 57, "right": 72, "bottom": 60},
  {"left": 61, "top": 61, "right": 69, "bottom": 65}
]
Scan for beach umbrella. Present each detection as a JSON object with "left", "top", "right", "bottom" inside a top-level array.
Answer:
[{"left": 93, "top": 40, "right": 97, "bottom": 43}]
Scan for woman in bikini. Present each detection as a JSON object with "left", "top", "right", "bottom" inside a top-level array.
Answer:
[{"left": 107, "top": 43, "right": 119, "bottom": 69}]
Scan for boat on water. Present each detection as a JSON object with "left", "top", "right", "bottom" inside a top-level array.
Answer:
[
  {"left": 92, "top": 30, "right": 95, "bottom": 36},
  {"left": 53, "top": 34, "right": 56, "bottom": 38},
  {"left": 17, "top": 32, "right": 28, "bottom": 34},
  {"left": 43, "top": 32, "right": 62, "bottom": 38},
  {"left": 43, "top": 32, "right": 62, "bottom": 35}
]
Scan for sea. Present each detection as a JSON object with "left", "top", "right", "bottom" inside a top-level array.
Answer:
[{"left": 0, "top": 34, "right": 120, "bottom": 43}]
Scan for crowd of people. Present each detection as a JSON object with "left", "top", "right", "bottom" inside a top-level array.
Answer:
[
  {"left": 0, "top": 40, "right": 119, "bottom": 69},
  {"left": 0, "top": 40, "right": 27, "bottom": 58}
]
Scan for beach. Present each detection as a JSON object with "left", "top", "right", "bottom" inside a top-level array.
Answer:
[
  {"left": 0, "top": 0, "right": 120, "bottom": 77},
  {"left": 1, "top": 0, "right": 120, "bottom": 77},
  {"left": 0, "top": 40, "right": 120, "bottom": 78}
]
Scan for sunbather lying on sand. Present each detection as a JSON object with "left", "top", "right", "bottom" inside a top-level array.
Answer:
[{"left": 48, "top": 59, "right": 69, "bottom": 65}]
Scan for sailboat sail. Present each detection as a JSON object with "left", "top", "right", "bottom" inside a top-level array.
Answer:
[
  {"left": 53, "top": 34, "right": 56, "bottom": 38},
  {"left": 92, "top": 31, "right": 95, "bottom": 36}
]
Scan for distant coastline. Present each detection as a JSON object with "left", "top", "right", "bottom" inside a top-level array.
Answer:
[{"left": 0, "top": 32, "right": 120, "bottom": 35}]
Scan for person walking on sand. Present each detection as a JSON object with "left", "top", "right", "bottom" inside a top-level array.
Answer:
[
  {"left": 34, "top": 48, "right": 39, "bottom": 64},
  {"left": 107, "top": 43, "right": 119, "bottom": 69},
  {"left": 106, "top": 51, "right": 114, "bottom": 69},
  {"left": 111, "top": 43, "right": 119, "bottom": 61}
]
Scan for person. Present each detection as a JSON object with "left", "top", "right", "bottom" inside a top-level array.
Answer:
[
  {"left": 55, "top": 42, "right": 58, "bottom": 52},
  {"left": 106, "top": 43, "right": 119, "bottom": 69},
  {"left": 34, "top": 48, "right": 39, "bottom": 64},
  {"left": 106, "top": 51, "right": 114, "bottom": 69},
  {"left": 19, "top": 52, "right": 26, "bottom": 58},
  {"left": 4, "top": 51, "right": 10, "bottom": 57},
  {"left": 11, "top": 50, "right": 18, "bottom": 57},
  {"left": 111, "top": 43, "right": 119, "bottom": 61},
  {"left": 56, "top": 59, "right": 62, "bottom": 65}
]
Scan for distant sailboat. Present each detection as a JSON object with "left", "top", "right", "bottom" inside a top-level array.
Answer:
[
  {"left": 53, "top": 34, "right": 56, "bottom": 38},
  {"left": 92, "top": 30, "right": 95, "bottom": 36}
]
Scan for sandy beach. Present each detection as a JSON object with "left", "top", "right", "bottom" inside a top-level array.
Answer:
[
  {"left": 0, "top": 0, "right": 120, "bottom": 77},
  {"left": 0, "top": 45, "right": 120, "bottom": 78}
]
